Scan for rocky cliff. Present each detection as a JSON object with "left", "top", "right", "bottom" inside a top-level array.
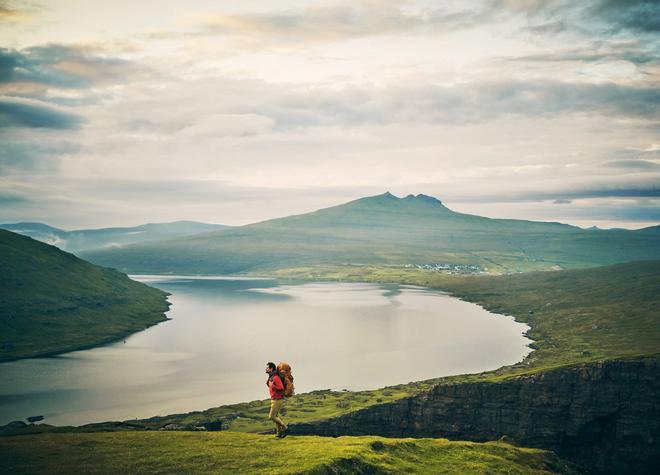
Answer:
[{"left": 291, "top": 358, "right": 660, "bottom": 474}]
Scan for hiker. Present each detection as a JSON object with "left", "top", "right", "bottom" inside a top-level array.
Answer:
[{"left": 266, "top": 361, "right": 289, "bottom": 438}]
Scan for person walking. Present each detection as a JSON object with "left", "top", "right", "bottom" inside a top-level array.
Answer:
[{"left": 266, "top": 361, "right": 289, "bottom": 438}]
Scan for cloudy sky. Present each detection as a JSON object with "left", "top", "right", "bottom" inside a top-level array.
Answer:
[{"left": 1, "top": 0, "right": 658, "bottom": 229}]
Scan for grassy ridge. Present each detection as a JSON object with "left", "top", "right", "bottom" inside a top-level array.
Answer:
[
  {"left": 0, "top": 431, "right": 577, "bottom": 474},
  {"left": 0, "top": 229, "right": 170, "bottom": 361}
]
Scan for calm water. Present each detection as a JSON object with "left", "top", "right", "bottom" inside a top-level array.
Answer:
[{"left": 0, "top": 276, "right": 532, "bottom": 426}]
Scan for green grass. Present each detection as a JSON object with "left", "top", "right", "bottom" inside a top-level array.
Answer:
[
  {"left": 0, "top": 229, "right": 171, "bottom": 361},
  {"left": 0, "top": 431, "right": 577, "bottom": 474},
  {"left": 114, "top": 387, "right": 424, "bottom": 435}
]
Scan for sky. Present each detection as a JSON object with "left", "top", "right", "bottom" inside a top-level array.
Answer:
[{"left": 0, "top": 0, "right": 658, "bottom": 229}]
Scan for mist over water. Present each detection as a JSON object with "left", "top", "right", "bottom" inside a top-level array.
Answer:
[{"left": 0, "top": 277, "right": 531, "bottom": 426}]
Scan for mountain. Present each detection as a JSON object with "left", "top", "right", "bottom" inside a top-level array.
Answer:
[
  {"left": 0, "top": 220, "right": 228, "bottom": 253},
  {"left": 0, "top": 229, "right": 170, "bottom": 361},
  {"left": 80, "top": 192, "right": 660, "bottom": 274}
]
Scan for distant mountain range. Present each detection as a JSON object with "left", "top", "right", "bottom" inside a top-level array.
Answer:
[
  {"left": 0, "top": 221, "right": 228, "bottom": 253},
  {"left": 79, "top": 192, "right": 660, "bottom": 274}
]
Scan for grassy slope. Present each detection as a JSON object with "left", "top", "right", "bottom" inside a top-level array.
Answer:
[
  {"left": 81, "top": 193, "right": 660, "bottom": 274},
  {"left": 0, "top": 229, "right": 171, "bottom": 361},
  {"left": 0, "top": 432, "right": 577, "bottom": 474}
]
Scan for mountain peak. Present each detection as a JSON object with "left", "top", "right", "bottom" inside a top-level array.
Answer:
[
  {"left": 404, "top": 194, "right": 443, "bottom": 206},
  {"left": 342, "top": 192, "right": 450, "bottom": 213},
  {"left": 372, "top": 191, "right": 443, "bottom": 205}
]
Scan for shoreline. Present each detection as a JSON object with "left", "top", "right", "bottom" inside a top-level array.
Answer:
[
  {"left": 0, "top": 301, "right": 172, "bottom": 364},
  {"left": 1, "top": 275, "right": 532, "bottom": 428},
  {"left": 3, "top": 261, "right": 657, "bottom": 434}
]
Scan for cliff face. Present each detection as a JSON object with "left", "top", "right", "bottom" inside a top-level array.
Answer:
[{"left": 292, "top": 358, "right": 660, "bottom": 474}]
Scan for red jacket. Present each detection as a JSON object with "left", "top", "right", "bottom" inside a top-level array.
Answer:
[{"left": 268, "top": 373, "right": 285, "bottom": 399}]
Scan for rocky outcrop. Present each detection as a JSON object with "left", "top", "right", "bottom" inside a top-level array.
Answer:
[{"left": 292, "top": 358, "right": 660, "bottom": 474}]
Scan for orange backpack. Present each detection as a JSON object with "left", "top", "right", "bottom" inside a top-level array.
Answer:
[{"left": 277, "top": 362, "right": 295, "bottom": 397}]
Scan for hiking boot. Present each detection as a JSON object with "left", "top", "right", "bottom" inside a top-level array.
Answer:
[{"left": 280, "top": 426, "right": 289, "bottom": 438}]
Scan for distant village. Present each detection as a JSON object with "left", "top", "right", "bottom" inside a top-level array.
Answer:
[{"left": 405, "top": 263, "right": 484, "bottom": 274}]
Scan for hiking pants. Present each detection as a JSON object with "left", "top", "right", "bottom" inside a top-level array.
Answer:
[{"left": 269, "top": 398, "right": 286, "bottom": 432}]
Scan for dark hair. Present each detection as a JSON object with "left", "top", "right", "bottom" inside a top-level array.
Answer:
[{"left": 267, "top": 362, "right": 277, "bottom": 371}]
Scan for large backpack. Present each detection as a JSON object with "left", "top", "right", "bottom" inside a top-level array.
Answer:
[{"left": 277, "top": 362, "right": 295, "bottom": 397}]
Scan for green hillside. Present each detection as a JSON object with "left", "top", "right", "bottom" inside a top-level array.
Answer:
[
  {"left": 0, "top": 431, "right": 577, "bottom": 474},
  {"left": 0, "top": 229, "right": 171, "bottom": 361},
  {"left": 81, "top": 192, "right": 660, "bottom": 274}
]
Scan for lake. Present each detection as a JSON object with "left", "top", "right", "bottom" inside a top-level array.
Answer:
[{"left": 0, "top": 276, "right": 532, "bottom": 426}]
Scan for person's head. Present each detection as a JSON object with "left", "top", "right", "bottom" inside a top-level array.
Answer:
[{"left": 266, "top": 362, "right": 277, "bottom": 374}]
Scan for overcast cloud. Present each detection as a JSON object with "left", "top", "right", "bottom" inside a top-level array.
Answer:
[{"left": 0, "top": 0, "right": 658, "bottom": 229}]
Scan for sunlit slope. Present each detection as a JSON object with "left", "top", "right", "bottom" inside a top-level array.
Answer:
[
  {"left": 81, "top": 192, "right": 660, "bottom": 274},
  {"left": 0, "top": 229, "right": 170, "bottom": 361},
  {"left": 0, "top": 432, "right": 577, "bottom": 475}
]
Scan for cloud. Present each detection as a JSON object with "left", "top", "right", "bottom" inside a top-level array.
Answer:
[
  {"left": 0, "top": 44, "right": 146, "bottom": 94},
  {"left": 495, "top": 0, "right": 660, "bottom": 33},
  {"left": 0, "top": 192, "right": 27, "bottom": 205},
  {"left": 0, "top": 1, "right": 34, "bottom": 24},
  {"left": 248, "top": 79, "right": 660, "bottom": 125},
  {"left": 511, "top": 184, "right": 660, "bottom": 202},
  {"left": 181, "top": 1, "right": 497, "bottom": 49},
  {"left": 0, "top": 135, "right": 80, "bottom": 173},
  {"left": 504, "top": 44, "right": 660, "bottom": 67},
  {"left": 561, "top": 187, "right": 660, "bottom": 199},
  {"left": 1, "top": 0, "right": 658, "bottom": 229},
  {"left": 0, "top": 96, "right": 84, "bottom": 129},
  {"left": 0, "top": 176, "right": 388, "bottom": 228},
  {"left": 551, "top": 197, "right": 660, "bottom": 222},
  {"left": 604, "top": 159, "right": 660, "bottom": 170},
  {"left": 186, "top": 0, "right": 659, "bottom": 49},
  {"left": 88, "top": 76, "right": 660, "bottom": 154},
  {"left": 485, "top": 0, "right": 660, "bottom": 43},
  {"left": 451, "top": 196, "right": 660, "bottom": 227},
  {"left": 606, "top": 201, "right": 660, "bottom": 221},
  {"left": 432, "top": 169, "right": 660, "bottom": 204},
  {"left": 590, "top": 0, "right": 660, "bottom": 34},
  {"left": 178, "top": 113, "right": 275, "bottom": 138}
]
